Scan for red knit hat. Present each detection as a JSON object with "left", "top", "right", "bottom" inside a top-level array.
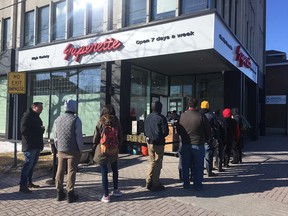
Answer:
[{"left": 222, "top": 108, "right": 231, "bottom": 118}]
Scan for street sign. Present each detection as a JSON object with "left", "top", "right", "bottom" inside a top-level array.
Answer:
[{"left": 8, "top": 72, "right": 26, "bottom": 94}]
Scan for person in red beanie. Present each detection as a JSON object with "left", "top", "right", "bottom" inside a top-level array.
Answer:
[{"left": 222, "top": 108, "right": 240, "bottom": 167}]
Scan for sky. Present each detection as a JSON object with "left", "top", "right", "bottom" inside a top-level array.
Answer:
[{"left": 266, "top": 0, "right": 288, "bottom": 55}]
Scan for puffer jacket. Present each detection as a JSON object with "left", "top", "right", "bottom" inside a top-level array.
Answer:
[{"left": 92, "top": 114, "right": 123, "bottom": 165}]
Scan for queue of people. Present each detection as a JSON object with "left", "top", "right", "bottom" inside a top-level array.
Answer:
[{"left": 18, "top": 98, "right": 248, "bottom": 203}]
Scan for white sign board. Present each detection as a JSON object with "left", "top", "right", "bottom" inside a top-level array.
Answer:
[
  {"left": 214, "top": 15, "right": 258, "bottom": 84},
  {"left": 266, "top": 95, "right": 286, "bottom": 104},
  {"left": 18, "top": 14, "right": 214, "bottom": 71}
]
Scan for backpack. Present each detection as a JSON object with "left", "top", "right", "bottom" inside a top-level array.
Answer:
[{"left": 100, "top": 125, "right": 119, "bottom": 155}]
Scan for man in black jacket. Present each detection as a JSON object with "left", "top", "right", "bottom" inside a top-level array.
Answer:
[
  {"left": 19, "top": 102, "right": 45, "bottom": 193},
  {"left": 144, "top": 101, "right": 169, "bottom": 191}
]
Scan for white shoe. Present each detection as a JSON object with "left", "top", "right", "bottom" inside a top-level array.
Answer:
[
  {"left": 112, "top": 189, "right": 123, "bottom": 197},
  {"left": 101, "top": 195, "right": 110, "bottom": 203}
]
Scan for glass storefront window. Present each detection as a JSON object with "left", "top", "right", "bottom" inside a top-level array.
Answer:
[
  {"left": 196, "top": 73, "right": 224, "bottom": 111},
  {"left": 24, "top": 11, "right": 35, "bottom": 46},
  {"left": 0, "top": 77, "right": 7, "bottom": 135},
  {"left": 181, "top": 0, "right": 209, "bottom": 14},
  {"left": 152, "top": 0, "right": 176, "bottom": 20},
  {"left": 88, "top": 0, "right": 104, "bottom": 33},
  {"left": 125, "top": 0, "right": 146, "bottom": 26},
  {"left": 53, "top": 1, "right": 66, "bottom": 40},
  {"left": 50, "top": 70, "right": 77, "bottom": 137},
  {"left": 130, "top": 66, "right": 150, "bottom": 120},
  {"left": 151, "top": 72, "right": 168, "bottom": 96},
  {"left": 170, "top": 76, "right": 194, "bottom": 97},
  {"left": 27, "top": 67, "right": 101, "bottom": 138},
  {"left": 37, "top": 6, "right": 49, "bottom": 44},
  {"left": 27, "top": 73, "right": 51, "bottom": 138},
  {"left": 78, "top": 68, "right": 101, "bottom": 137}
]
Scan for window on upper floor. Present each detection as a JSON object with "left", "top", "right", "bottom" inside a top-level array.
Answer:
[
  {"left": 53, "top": 1, "right": 66, "bottom": 40},
  {"left": 24, "top": 11, "right": 35, "bottom": 47},
  {"left": 181, "top": 0, "right": 209, "bottom": 14},
  {"left": 87, "top": 0, "right": 104, "bottom": 33},
  {"left": 37, "top": 6, "right": 49, "bottom": 44},
  {"left": 125, "top": 0, "right": 146, "bottom": 26},
  {"left": 70, "top": 0, "right": 85, "bottom": 37},
  {"left": 152, "top": 0, "right": 176, "bottom": 21},
  {"left": 3, "top": 18, "right": 11, "bottom": 50}
]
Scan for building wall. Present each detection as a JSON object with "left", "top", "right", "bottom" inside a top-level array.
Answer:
[
  {"left": 266, "top": 64, "right": 288, "bottom": 134},
  {"left": 0, "top": 0, "right": 266, "bottom": 139}
]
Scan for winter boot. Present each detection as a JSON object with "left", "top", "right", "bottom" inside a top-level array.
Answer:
[
  {"left": 67, "top": 190, "right": 78, "bottom": 203},
  {"left": 56, "top": 189, "right": 66, "bottom": 201}
]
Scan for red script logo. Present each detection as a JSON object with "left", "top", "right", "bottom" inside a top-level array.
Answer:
[
  {"left": 63, "top": 37, "right": 122, "bottom": 62},
  {"left": 235, "top": 46, "right": 251, "bottom": 68}
]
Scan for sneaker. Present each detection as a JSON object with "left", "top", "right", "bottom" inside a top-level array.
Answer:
[
  {"left": 112, "top": 189, "right": 123, "bottom": 197},
  {"left": 101, "top": 195, "right": 110, "bottom": 203},
  {"left": 19, "top": 186, "right": 32, "bottom": 193},
  {"left": 27, "top": 183, "right": 40, "bottom": 188}
]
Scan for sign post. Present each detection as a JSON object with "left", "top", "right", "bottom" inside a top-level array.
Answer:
[{"left": 8, "top": 72, "right": 26, "bottom": 168}]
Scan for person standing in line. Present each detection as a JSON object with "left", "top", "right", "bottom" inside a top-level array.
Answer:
[
  {"left": 222, "top": 108, "right": 240, "bottom": 167},
  {"left": 200, "top": 101, "right": 217, "bottom": 177},
  {"left": 144, "top": 101, "right": 169, "bottom": 192},
  {"left": 231, "top": 107, "right": 243, "bottom": 163},
  {"left": 177, "top": 98, "right": 211, "bottom": 191},
  {"left": 213, "top": 109, "right": 225, "bottom": 172},
  {"left": 93, "top": 105, "right": 123, "bottom": 203},
  {"left": 54, "top": 99, "right": 83, "bottom": 203},
  {"left": 19, "top": 102, "right": 45, "bottom": 193}
]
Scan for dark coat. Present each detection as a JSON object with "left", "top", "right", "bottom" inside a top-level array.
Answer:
[
  {"left": 20, "top": 108, "right": 45, "bottom": 151},
  {"left": 93, "top": 115, "right": 123, "bottom": 165},
  {"left": 177, "top": 109, "right": 211, "bottom": 145},
  {"left": 144, "top": 112, "right": 169, "bottom": 145}
]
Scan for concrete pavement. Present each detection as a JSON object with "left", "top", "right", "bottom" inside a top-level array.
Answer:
[{"left": 1, "top": 134, "right": 288, "bottom": 216}]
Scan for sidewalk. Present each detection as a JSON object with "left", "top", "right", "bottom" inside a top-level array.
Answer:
[{"left": 0, "top": 134, "right": 288, "bottom": 216}]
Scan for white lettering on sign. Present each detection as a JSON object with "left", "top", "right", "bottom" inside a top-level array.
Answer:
[{"left": 266, "top": 95, "right": 286, "bottom": 105}]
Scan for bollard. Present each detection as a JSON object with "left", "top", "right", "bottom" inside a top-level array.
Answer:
[{"left": 46, "top": 139, "right": 57, "bottom": 185}]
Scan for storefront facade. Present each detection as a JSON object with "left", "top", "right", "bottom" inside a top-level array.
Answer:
[{"left": 0, "top": 0, "right": 265, "bottom": 141}]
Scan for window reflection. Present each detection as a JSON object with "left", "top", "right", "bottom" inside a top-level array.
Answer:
[
  {"left": 3, "top": 18, "right": 11, "bottom": 50},
  {"left": 126, "top": 0, "right": 146, "bottom": 26},
  {"left": 71, "top": 0, "right": 84, "bottom": 37},
  {"left": 130, "top": 66, "right": 150, "bottom": 120},
  {"left": 152, "top": 0, "right": 176, "bottom": 20},
  {"left": 27, "top": 67, "right": 101, "bottom": 138},
  {"left": 0, "top": 77, "right": 7, "bottom": 134},
  {"left": 38, "top": 6, "right": 49, "bottom": 44},
  {"left": 24, "top": 11, "right": 35, "bottom": 46},
  {"left": 88, "top": 0, "right": 104, "bottom": 33},
  {"left": 53, "top": 1, "right": 66, "bottom": 40},
  {"left": 181, "top": 0, "right": 208, "bottom": 14}
]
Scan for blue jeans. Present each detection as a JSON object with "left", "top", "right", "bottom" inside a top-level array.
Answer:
[
  {"left": 181, "top": 144, "right": 205, "bottom": 189},
  {"left": 205, "top": 141, "right": 215, "bottom": 175},
  {"left": 100, "top": 161, "right": 118, "bottom": 196},
  {"left": 20, "top": 149, "right": 41, "bottom": 186}
]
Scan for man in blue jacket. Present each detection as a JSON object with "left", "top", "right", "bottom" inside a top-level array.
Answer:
[
  {"left": 19, "top": 102, "right": 45, "bottom": 193},
  {"left": 144, "top": 101, "right": 169, "bottom": 191}
]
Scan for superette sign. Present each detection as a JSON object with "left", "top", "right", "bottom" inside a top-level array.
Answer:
[
  {"left": 214, "top": 15, "right": 258, "bottom": 83},
  {"left": 18, "top": 14, "right": 215, "bottom": 70},
  {"left": 63, "top": 38, "right": 122, "bottom": 62}
]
